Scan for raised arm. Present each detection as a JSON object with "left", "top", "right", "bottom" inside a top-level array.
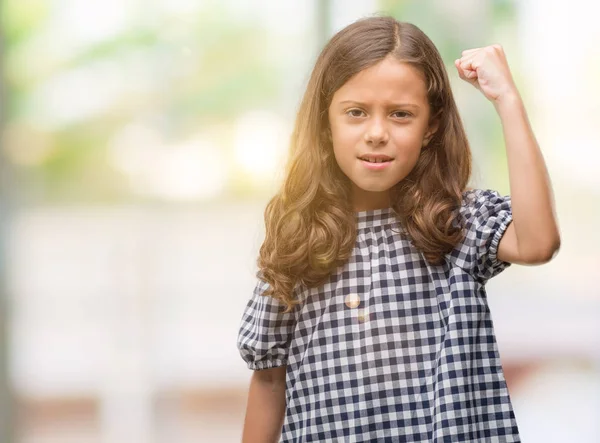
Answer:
[{"left": 455, "top": 45, "right": 561, "bottom": 264}]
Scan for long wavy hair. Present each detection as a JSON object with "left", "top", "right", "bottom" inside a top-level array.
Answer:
[{"left": 258, "top": 17, "right": 472, "bottom": 312}]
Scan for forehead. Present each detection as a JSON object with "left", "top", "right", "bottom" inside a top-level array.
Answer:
[{"left": 332, "top": 57, "right": 428, "bottom": 104}]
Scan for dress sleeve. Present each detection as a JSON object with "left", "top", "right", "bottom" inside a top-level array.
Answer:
[
  {"left": 451, "top": 188, "right": 514, "bottom": 283},
  {"left": 237, "top": 276, "right": 297, "bottom": 370}
]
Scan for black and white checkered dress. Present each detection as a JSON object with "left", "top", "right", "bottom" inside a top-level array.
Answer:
[{"left": 237, "top": 189, "right": 521, "bottom": 442}]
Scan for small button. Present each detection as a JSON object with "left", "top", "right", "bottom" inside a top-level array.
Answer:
[{"left": 344, "top": 293, "right": 360, "bottom": 308}]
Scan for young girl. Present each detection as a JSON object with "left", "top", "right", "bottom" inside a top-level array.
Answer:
[{"left": 237, "top": 16, "right": 560, "bottom": 442}]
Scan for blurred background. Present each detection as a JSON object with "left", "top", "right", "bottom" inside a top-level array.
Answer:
[{"left": 0, "top": 0, "right": 599, "bottom": 442}]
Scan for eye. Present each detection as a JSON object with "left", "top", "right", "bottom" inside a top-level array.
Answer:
[
  {"left": 346, "top": 109, "right": 365, "bottom": 118},
  {"left": 392, "top": 111, "right": 412, "bottom": 119}
]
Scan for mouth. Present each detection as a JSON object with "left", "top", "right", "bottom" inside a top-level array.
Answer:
[
  {"left": 357, "top": 154, "right": 394, "bottom": 163},
  {"left": 359, "top": 158, "right": 393, "bottom": 164},
  {"left": 358, "top": 156, "right": 393, "bottom": 170}
]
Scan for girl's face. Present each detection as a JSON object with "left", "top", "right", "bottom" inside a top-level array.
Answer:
[{"left": 328, "top": 56, "right": 437, "bottom": 211}]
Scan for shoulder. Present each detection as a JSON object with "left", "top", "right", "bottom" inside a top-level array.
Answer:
[
  {"left": 459, "top": 188, "right": 512, "bottom": 224},
  {"left": 445, "top": 187, "right": 513, "bottom": 282},
  {"left": 461, "top": 187, "right": 510, "bottom": 208}
]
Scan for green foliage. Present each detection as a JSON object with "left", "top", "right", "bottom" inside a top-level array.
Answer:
[
  {"left": 2, "top": 0, "right": 50, "bottom": 43},
  {"left": 3, "top": 2, "right": 281, "bottom": 202}
]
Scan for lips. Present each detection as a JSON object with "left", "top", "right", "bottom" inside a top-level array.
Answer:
[{"left": 358, "top": 154, "right": 393, "bottom": 163}]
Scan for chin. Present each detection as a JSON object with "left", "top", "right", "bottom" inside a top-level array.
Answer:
[{"left": 354, "top": 181, "right": 395, "bottom": 193}]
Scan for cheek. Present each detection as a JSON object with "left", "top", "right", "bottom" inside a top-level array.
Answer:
[
  {"left": 330, "top": 125, "right": 359, "bottom": 160},
  {"left": 331, "top": 140, "right": 351, "bottom": 167},
  {"left": 331, "top": 121, "right": 360, "bottom": 145},
  {"left": 390, "top": 124, "right": 427, "bottom": 142},
  {"left": 388, "top": 129, "right": 426, "bottom": 159}
]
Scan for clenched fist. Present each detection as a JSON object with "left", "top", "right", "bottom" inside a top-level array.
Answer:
[{"left": 455, "top": 44, "right": 520, "bottom": 105}]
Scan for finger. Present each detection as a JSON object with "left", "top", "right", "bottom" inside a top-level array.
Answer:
[
  {"left": 454, "top": 59, "right": 479, "bottom": 84},
  {"left": 458, "top": 52, "right": 476, "bottom": 67},
  {"left": 458, "top": 55, "right": 480, "bottom": 73},
  {"left": 462, "top": 69, "right": 478, "bottom": 80},
  {"left": 454, "top": 60, "right": 475, "bottom": 81},
  {"left": 454, "top": 59, "right": 466, "bottom": 77},
  {"left": 454, "top": 58, "right": 469, "bottom": 75},
  {"left": 465, "top": 70, "right": 478, "bottom": 79}
]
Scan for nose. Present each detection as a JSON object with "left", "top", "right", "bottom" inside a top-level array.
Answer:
[{"left": 364, "top": 117, "right": 389, "bottom": 146}]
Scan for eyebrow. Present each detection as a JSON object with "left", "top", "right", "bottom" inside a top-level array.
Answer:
[{"left": 338, "top": 100, "right": 421, "bottom": 109}]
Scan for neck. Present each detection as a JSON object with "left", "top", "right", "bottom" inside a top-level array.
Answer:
[{"left": 352, "top": 187, "right": 391, "bottom": 211}]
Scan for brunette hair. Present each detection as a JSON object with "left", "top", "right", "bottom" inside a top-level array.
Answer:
[{"left": 258, "top": 16, "right": 471, "bottom": 312}]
